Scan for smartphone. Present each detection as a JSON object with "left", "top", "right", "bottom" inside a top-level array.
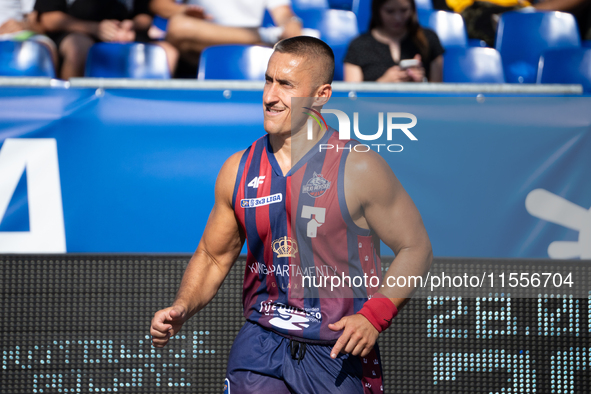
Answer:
[{"left": 399, "top": 59, "right": 420, "bottom": 69}]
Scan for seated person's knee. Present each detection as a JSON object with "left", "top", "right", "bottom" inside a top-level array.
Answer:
[{"left": 60, "top": 33, "right": 93, "bottom": 62}]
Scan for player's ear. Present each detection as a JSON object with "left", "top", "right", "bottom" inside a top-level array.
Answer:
[
  {"left": 314, "top": 96, "right": 328, "bottom": 106},
  {"left": 313, "top": 85, "right": 332, "bottom": 106}
]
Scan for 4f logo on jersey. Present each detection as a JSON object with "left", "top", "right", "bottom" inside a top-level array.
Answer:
[
  {"left": 248, "top": 176, "right": 265, "bottom": 188},
  {"left": 302, "top": 172, "right": 331, "bottom": 198}
]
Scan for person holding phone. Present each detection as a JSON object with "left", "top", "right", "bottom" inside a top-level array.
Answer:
[{"left": 344, "top": 0, "right": 444, "bottom": 82}]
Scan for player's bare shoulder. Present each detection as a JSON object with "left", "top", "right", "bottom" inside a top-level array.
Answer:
[
  {"left": 344, "top": 148, "right": 402, "bottom": 206},
  {"left": 215, "top": 150, "right": 246, "bottom": 206}
]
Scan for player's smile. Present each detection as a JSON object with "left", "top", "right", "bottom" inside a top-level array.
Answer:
[{"left": 265, "top": 105, "right": 287, "bottom": 115}]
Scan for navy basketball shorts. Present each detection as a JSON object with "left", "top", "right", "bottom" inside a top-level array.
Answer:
[{"left": 224, "top": 321, "right": 384, "bottom": 394}]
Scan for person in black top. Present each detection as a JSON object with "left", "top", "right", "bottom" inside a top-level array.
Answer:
[
  {"left": 34, "top": 0, "right": 177, "bottom": 79},
  {"left": 344, "top": 0, "right": 444, "bottom": 82}
]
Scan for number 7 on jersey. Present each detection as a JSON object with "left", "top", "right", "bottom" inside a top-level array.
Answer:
[{"left": 301, "top": 206, "right": 326, "bottom": 238}]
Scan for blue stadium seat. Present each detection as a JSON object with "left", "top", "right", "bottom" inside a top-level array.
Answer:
[
  {"left": 293, "top": 0, "right": 328, "bottom": 12},
  {"left": 197, "top": 45, "right": 273, "bottom": 80},
  {"left": 443, "top": 47, "right": 505, "bottom": 82},
  {"left": 495, "top": 11, "right": 581, "bottom": 84},
  {"left": 152, "top": 16, "right": 168, "bottom": 32},
  {"left": 418, "top": 10, "right": 467, "bottom": 48},
  {"left": 85, "top": 43, "right": 170, "bottom": 79},
  {"left": 415, "top": 0, "right": 433, "bottom": 10},
  {"left": 537, "top": 47, "right": 591, "bottom": 92},
  {"left": 328, "top": 0, "right": 354, "bottom": 10},
  {"left": 298, "top": 9, "right": 359, "bottom": 80},
  {"left": 262, "top": 0, "right": 328, "bottom": 29},
  {"left": 0, "top": 40, "right": 55, "bottom": 78},
  {"left": 468, "top": 38, "right": 487, "bottom": 47},
  {"left": 351, "top": 0, "right": 371, "bottom": 33}
]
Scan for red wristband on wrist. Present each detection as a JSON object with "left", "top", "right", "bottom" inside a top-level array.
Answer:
[{"left": 357, "top": 293, "right": 398, "bottom": 333}]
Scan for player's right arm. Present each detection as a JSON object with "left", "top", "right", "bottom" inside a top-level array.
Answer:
[{"left": 150, "top": 151, "right": 246, "bottom": 347}]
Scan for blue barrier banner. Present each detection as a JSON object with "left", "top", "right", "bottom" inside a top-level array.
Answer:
[{"left": 0, "top": 89, "right": 590, "bottom": 258}]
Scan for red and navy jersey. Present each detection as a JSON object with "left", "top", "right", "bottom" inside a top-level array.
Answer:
[{"left": 232, "top": 128, "right": 382, "bottom": 342}]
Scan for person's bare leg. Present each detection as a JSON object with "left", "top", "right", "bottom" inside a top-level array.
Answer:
[
  {"left": 59, "top": 32, "right": 94, "bottom": 79},
  {"left": 154, "top": 41, "right": 179, "bottom": 76},
  {"left": 166, "top": 13, "right": 263, "bottom": 53},
  {"left": 42, "top": 42, "right": 59, "bottom": 74}
]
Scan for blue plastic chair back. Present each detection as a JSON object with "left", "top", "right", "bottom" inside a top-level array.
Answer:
[
  {"left": 297, "top": 9, "right": 358, "bottom": 80},
  {"left": 198, "top": 45, "right": 274, "bottom": 80},
  {"left": 0, "top": 40, "right": 55, "bottom": 77},
  {"left": 537, "top": 47, "right": 591, "bottom": 92},
  {"left": 351, "top": 0, "right": 371, "bottom": 33},
  {"left": 468, "top": 38, "right": 487, "bottom": 47},
  {"left": 418, "top": 10, "right": 467, "bottom": 48},
  {"left": 262, "top": 0, "right": 328, "bottom": 26},
  {"left": 85, "top": 43, "right": 170, "bottom": 79},
  {"left": 443, "top": 47, "right": 505, "bottom": 82},
  {"left": 152, "top": 16, "right": 168, "bottom": 32},
  {"left": 328, "top": 0, "right": 354, "bottom": 10},
  {"left": 293, "top": 0, "right": 329, "bottom": 12},
  {"left": 495, "top": 11, "right": 581, "bottom": 83},
  {"left": 415, "top": 0, "right": 433, "bottom": 10}
]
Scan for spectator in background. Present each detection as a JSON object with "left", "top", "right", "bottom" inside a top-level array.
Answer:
[
  {"left": 455, "top": 0, "right": 530, "bottom": 47},
  {"left": 34, "top": 0, "right": 178, "bottom": 79},
  {"left": 344, "top": 0, "right": 444, "bottom": 82},
  {"left": 0, "top": 0, "right": 58, "bottom": 67},
  {"left": 150, "top": 0, "right": 305, "bottom": 71},
  {"left": 455, "top": 0, "right": 590, "bottom": 47}
]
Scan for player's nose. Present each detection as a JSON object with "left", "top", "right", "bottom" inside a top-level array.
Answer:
[{"left": 263, "top": 80, "right": 280, "bottom": 106}]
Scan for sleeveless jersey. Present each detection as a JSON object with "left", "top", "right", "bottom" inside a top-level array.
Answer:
[{"left": 232, "top": 128, "right": 382, "bottom": 342}]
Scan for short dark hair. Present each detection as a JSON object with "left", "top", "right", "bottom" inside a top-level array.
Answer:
[{"left": 274, "top": 36, "right": 335, "bottom": 85}]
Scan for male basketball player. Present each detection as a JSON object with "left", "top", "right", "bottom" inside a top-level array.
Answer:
[{"left": 150, "top": 36, "right": 432, "bottom": 393}]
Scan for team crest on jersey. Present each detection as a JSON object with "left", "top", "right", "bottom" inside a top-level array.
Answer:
[
  {"left": 240, "top": 193, "right": 282, "bottom": 208},
  {"left": 272, "top": 236, "right": 298, "bottom": 257},
  {"left": 224, "top": 378, "right": 230, "bottom": 394},
  {"left": 302, "top": 172, "right": 331, "bottom": 198}
]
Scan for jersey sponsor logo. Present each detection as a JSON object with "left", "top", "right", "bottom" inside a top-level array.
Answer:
[
  {"left": 268, "top": 305, "right": 311, "bottom": 331},
  {"left": 302, "top": 172, "right": 331, "bottom": 198},
  {"left": 247, "top": 175, "right": 265, "bottom": 188},
  {"left": 259, "top": 301, "right": 322, "bottom": 330},
  {"left": 239, "top": 193, "right": 282, "bottom": 209},
  {"left": 272, "top": 236, "right": 298, "bottom": 258}
]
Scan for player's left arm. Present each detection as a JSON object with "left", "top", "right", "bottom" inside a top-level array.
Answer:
[{"left": 329, "top": 150, "right": 433, "bottom": 358}]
